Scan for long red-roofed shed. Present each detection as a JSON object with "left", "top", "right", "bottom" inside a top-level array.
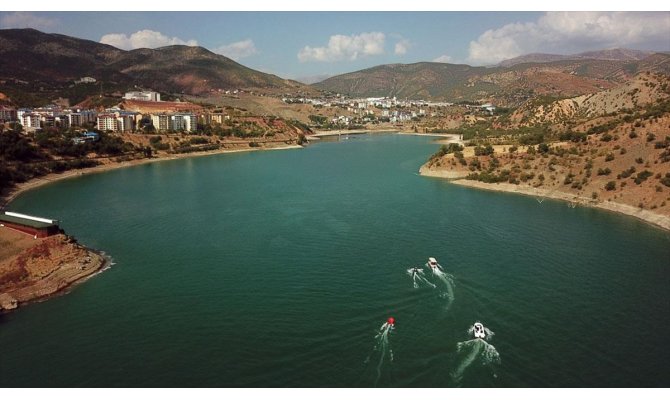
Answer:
[{"left": 0, "top": 211, "right": 60, "bottom": 238}]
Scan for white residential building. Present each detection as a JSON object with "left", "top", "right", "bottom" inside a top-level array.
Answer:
[
  {"left": 124, "top": 91, "right": 161, "bottom": 102},
  {"left": 21, "top": 113, "right": 41, "bottom": 130},
  {"left": 0, "top": 106, "right": 17, "bottom": 122},
  {"left": 171, "top": 113, "right": 197, "bottom": 132},
  {"left": 97, "top": 111, "right": 137, "bottom": 132},
  {"left": 151, "top": 114, "right": 170, "bottom": 132},
  {"left": 67, "top": 110, "right": 98, "bottom": 127},
  {"left": 97, "top": 113, "right": 118, "bottom": 132}
]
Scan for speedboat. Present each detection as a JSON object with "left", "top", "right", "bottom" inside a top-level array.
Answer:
[
  {"left": 473, "top": 322, "right": 486, "bottom": 339},
  {"left": 427, "top": 257, "right": 439, "bottom": 269}
]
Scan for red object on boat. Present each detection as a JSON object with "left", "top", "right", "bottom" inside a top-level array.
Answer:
[{"left": 387, "top": 317, "right": 395, "bottom": 325}]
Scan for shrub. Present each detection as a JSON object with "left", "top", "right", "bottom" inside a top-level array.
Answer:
[
  {"left": 564, "top": 173, "right": 575, "bottom": 185},
  {"left": 661, "top": 173, "right": 670, "bottom": 187},
  {"left": 634, "top": 170, "right": 653, "bottom": 184},
  {"left": 474, "top": 144, "right": 494, "bottom": 156},
  {"left": 605, "top": 153, "right": 614, "bottom": 162},
  {"left": 431, "top": 143, "right": 464, "bottom": 160},
  {"left": 605, "top": 181, "right": 616, "bottom": 191}
]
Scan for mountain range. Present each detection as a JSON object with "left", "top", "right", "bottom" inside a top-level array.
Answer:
[
  {"left": 1, "top": 28, "right": 669, "bottom": 107},
  {"left": 314, "top": 52, "right": 670, "bottom": 105}
]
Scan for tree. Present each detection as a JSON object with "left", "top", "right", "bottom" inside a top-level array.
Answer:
[
  {"left": 143, "top": 146, "right": 153, "bottom": 158},
  {"left": 474, "top": 144, "right": 494, "bottom": 156}
]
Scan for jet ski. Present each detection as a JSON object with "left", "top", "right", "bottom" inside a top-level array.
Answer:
[
  {"left": 473, "top": 322, "right": 486, "bottom": 339},
  {"left": 427, "top": 257, "right": 439, "bottom": 269},
  {"left": 409, "top": 266, "right": 422, "bottom": 275}
]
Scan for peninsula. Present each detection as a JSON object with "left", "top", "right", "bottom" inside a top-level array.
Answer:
[{"left": 0, "top": 213, "right": 107, "bottom": 312}]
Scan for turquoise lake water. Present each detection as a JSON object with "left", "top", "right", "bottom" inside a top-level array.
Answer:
[{"left": 1, "top": 133, "right": 669, "bottom": 387}]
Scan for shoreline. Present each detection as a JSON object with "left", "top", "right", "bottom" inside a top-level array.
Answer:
[
  {"left": 1, "top": 143, "right": 303, "bottom": 210},
  {"left": 309, "top": 128, "right": 397, "bottom": 137},
  {"left": 419, "top": 166, "right": 670, "bottom": 232},
  {"left": 310, "top": 128, "right": 461, "bottom": 140}
]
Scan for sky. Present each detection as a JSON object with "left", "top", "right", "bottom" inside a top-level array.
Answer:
[{"left": 1, "top": 5, "right": 669, "bottom": 83}]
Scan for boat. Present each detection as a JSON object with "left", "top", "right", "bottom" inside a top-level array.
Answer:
[
  {"left": 473, "top": 322, "right": 486, "bottom": 339},
  {"left": 427, "top": 257, "right": 439, "bottom": 269}
]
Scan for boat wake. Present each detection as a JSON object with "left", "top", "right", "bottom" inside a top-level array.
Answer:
[
  {"left": 451, "top": 325, "right": 500, "bottom": 386},
  {"left": 428, "top": 264, "right": 456, "bottom": 310},
  {"left": 407, "top": 267, "right": 436, "bottom": 289},
  {"left": 364, "top": 321, "right": 395, "bottom": 387}
]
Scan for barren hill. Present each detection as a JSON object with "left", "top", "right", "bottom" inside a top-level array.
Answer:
[
  {"left": 421, "top": 74, "right": 670, "bottom": 226},
  {"left": 0, "top": 28, "right": 312, "bottom": 105},
  {"left": 511, "top": 72, "right": 670, "bottom": 126}
]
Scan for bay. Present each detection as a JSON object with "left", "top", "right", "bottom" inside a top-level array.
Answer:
[{"left": 1, "top": 133, "right": 668, "bottom": 387}]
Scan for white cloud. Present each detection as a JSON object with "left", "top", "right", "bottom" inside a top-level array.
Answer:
[
  {"left": 99, "top": 30, "right": 198, "bottom": 50},
  {"left": 433, "top": 54, "right": 453, "bottom": 63},
  {"left": 468, "top": 11, "right": 670, "bottom": 65},
  {"left": 394, "top": 39, "right": 411, "bottom": 55},
  {"left": 0, "top": 12, "right": 57, "bottom": 31},
  {"left": 214, "top": 39, "right": 258, "bottom": 61},
  {"left": 298, "top": 32, "right": 385, "bottom": 62}
]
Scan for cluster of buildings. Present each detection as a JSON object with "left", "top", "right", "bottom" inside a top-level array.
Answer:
[
  {"left": 0, "top": 104, "right": 206, "bottom": 134},
  {"left": 282, "top": 95, "right": 466, "bottom": 126},
  {"left": 0, "top": 87, "right": 227, "bottom": 134},
  {"left": 283, "top": 95, "right": 455, "bottom": 110},
  {"left": 0, "top": 91, "right": 215, "bottom": 134}
]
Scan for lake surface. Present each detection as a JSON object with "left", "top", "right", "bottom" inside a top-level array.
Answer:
[{"left": 1, "top": 133, "right": 669, "bottom": 387}]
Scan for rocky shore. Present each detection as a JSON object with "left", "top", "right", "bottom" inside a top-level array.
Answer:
[{"left": 0, "top": 230, "right": 108, "bottom": 312}]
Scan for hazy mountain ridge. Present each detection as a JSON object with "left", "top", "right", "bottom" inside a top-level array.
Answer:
[
  {"left": 315, "top": 53, "right": 670, "bottom": 106},
  {"left": 1, "top": 28, "right": 668, "bottom": 108},
  {"left": 498, "top": 48, "right": 655, "bottom": 67}
]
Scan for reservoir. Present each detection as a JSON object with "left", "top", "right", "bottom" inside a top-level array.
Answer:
[{"left": 1, "top": 133, "right": 669, "bottom": 387}]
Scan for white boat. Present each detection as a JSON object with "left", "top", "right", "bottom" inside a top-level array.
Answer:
[
  {"left": 473, "top": 322, "right": 486, "bottom": 339},
  {"left": 427, "top": 257, "right": 439, "bottom": 269}
]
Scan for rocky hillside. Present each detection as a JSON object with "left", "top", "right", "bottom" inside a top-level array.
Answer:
[
  {"left": 0, "top": 28, "right": 311, "bottom": 105},
  {"left": 421, "top": 75, "right": 670, "bottom": 223},
  {"left": 511, "top": 72, "right": 670, "bottom": 126}
]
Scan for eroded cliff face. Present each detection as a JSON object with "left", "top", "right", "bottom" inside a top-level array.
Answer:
[{"left": 0, "top": 231, "right": 106, "bottom": 311}]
